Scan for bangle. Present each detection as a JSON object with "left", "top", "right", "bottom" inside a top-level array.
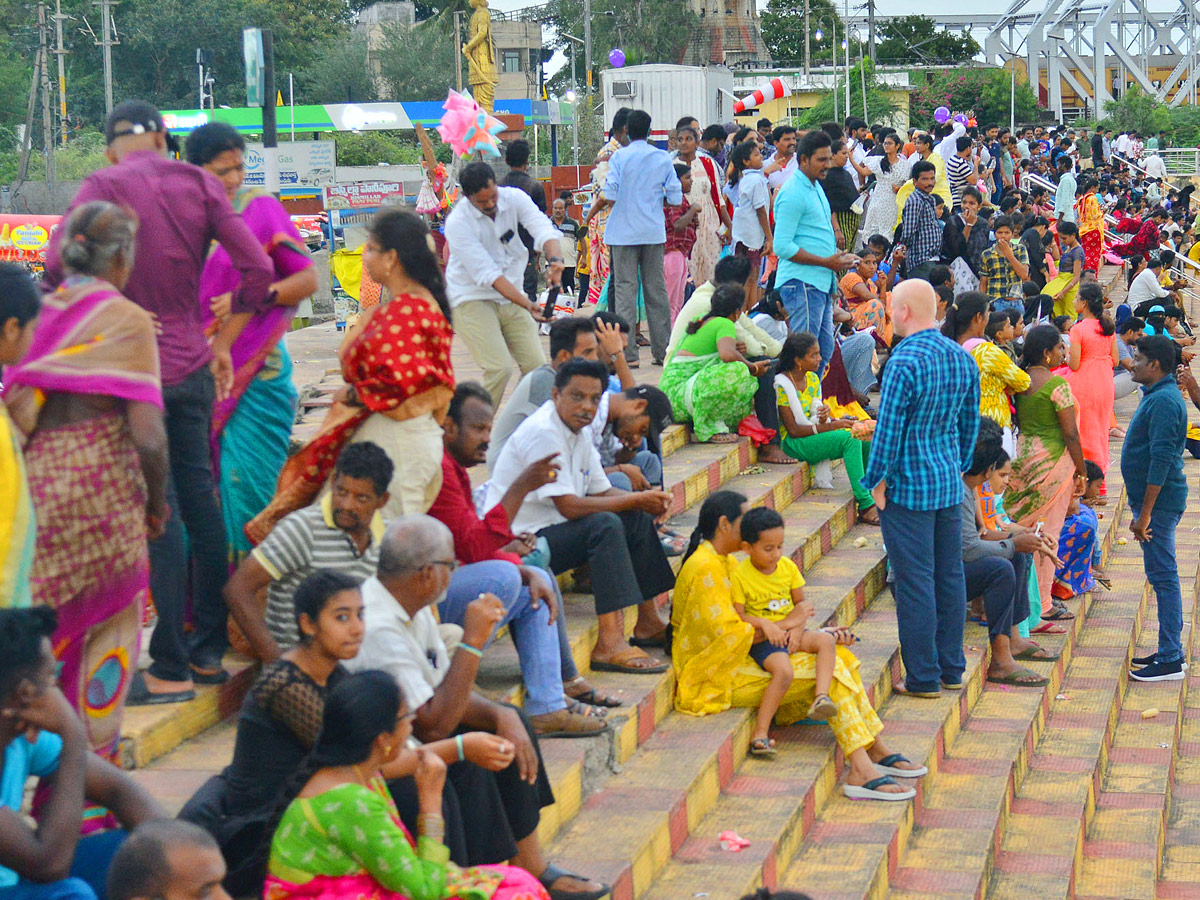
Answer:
[
  {"left": 417, "top": 813, "right": 445, "bottom": 841},
  {"left": 458, "top": 642, "right": 483, "bottom": 658},
  {"left": 455, "top": 734, "right": 465, "bottom": 762}
]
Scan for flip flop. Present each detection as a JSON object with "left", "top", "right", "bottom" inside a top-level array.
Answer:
[
  {"left": 1041, "top": 607, "right": 1075, "bottom": 621},
  {"left": 563, "top": 678, "right": 623, "bottom": 708},
  {"left": 842, "top": 775, "right": 916, "bottom": 801},
  {"left": 629, "top": 632, "right": 668, "bottom": 649},
  {"left": 539, "top": 863, "right": 610, "bottom": 900},
  {"left": 1014, "top": 646, "right": 1061, "bottom": 661},
  {"left": 126, "top": 671, "right": 195, "bottom": 707},
  {"left": 750, "top": 737, "right": 777, "bottom": 758},
  {"left": 564, "top": 698, "right": 609, "bottom": 718},
  {"left": 591, "top": 648, "right": 668, "bottom": 674},
  {"left": 987, "top": 668, "right": 1049, "bottom": 687},
  {"left": 1031, "top": 621, "right": 1068, "bottom": 635},
  {"left": 874, "top": 753, "right": 929, "bottom": 778}
]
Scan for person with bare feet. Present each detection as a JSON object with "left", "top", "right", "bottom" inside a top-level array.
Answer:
[
  {"left": 732, "top": 507, "right": 839, "bottom": 757},
  {"left": 673, "top": 491, "right": 925, "bottom": 801},
  {"left": 961, "top": 418, "right": 1058, "bottom": 688}
]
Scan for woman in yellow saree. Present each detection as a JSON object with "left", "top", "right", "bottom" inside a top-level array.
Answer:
[{"left": 672, "top": 491, "right": 924, "bottom": 800}]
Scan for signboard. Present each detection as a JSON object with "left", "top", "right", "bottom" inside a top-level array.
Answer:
[
  {"left": 243, "top": 28, "right": 265, "bottom": 107},
  {"left": 324, "top": 182, "right": 405, "bottom": 211},
  {"left": 243, "top": 140, "right": 335, "bottom": 188},
  {"left": 161, "top": 103, "right": 414, "bottom": 135},
  {"left": 0, "top": 215, "right": 61, "bottom": 263}
]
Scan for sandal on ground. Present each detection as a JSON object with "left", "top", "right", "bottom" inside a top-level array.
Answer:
[
  {"left": 893, "top": 683, "right": 941, "bottom": 698},
  {"left": 563, "top": 676, "right": 623, "bottom": 708},
  {"left": 564, "top": 698, "right": 609, "bottom": 718},
  {"left": 636, "top": 332, "right": 650, "bottom": 346},
  {"left": 1094, "top": 576, "right": 1112, "bottom": 591},
  {"left": 658, "top": 531, "right": 688, "bottom": 557},
  {"left": 190, "top": 664, "right": 229, "bottom": 686},
  {"left": 1014, "top": 645, "right": 1061, "bottom": 661},
  {"left": 807, "top": 693, "right": 837, "bottom": 720},
  {"left": 874, "top": 753, "right": 929, "bottom": 778},
  {"left": 749, "top": 737, "right": 777, "bottom": 758},
  {"left": 629, "top": 631, "right": 669, "bottom": 649},
  {"left": 842, "top": 775, "right": 916, "bottom": 801},
  {"left": 590, "top": 648, "right": 668, "bottom": 674},
  {"left": 1041, "top": 606, "right": 1075, "bottom": 622},
  {"left": 126, "top": 671, "right": 195, "bottom": 707},
  {"left": 858, "top": 507, "right": 881, "bottom": 526},
  {"left": 529, "top": 708, "right": 609, "bottom": 739},
  {"left": 702, "top": 432, "right": 741, "bottom": 444},
  {"left": 987, "top": 667, "right": 1049, "bottom": 687},
  {"left": 1031, "top": 621, "right": 1068, "bottom": 635},
  {"left": 539, "top": 863, "right": 610, "bottom": 900}
]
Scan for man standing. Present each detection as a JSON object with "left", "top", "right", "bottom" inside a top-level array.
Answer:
[
  {"left": 772, "top": 130, "right": 858, "bottom": 372},
  {"left": 1124, "top": 336, "right": 1190, "bottom": 682},
  {"left": 1092, "top": 126, "right": 1107, "bottom": 170},
  {"left": 946, "top": 136, "right": 980, "bottom": 212},
  {"left": 897, "top": 160, "right": 942, "bottom": 282},
  {"left": 550, "top": 197, "right": 579, "bottom": 294},
  {"left": 1054, "top": 154, "right": 1078, "bottom": 224},
  {"left": 764, "top": 125, "right": 798, "bottom": 192},
  {"left": 445, "top": 162, "right": 563, "bottom": 405},
  {"left": 1016, "top": 127, "right": 1032, "bottom": 161},
  {"left": 501, "top": 139, "right": 547, "bottom": 306},
  {"left": 978, "top": 216, "right": 1031, "bottom": 312},
  {"left": 863, "top": 279, "right": 981, "bottom": 697},
  {"left": 44, "top": 99, "right": 275, "bottom": 704},
  {"left": 604, "top": 109, "right": 682, "bottom": 367}
]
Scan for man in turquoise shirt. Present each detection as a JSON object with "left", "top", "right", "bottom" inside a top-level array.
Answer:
[
  {"left": 772, "top": 129, "right": 859, "bottom": 372},
  {"left": 604, "top": 109, "right": 683, "bottom": 366}
]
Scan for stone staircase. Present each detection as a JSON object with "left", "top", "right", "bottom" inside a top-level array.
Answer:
[{"left": 129, "top": 313, "right": 1200, "bottom": 900}]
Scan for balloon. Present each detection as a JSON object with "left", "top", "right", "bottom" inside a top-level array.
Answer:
[
  {"left": 953, "top": 113, "right": 969, "bottom": 126},
  {"left": 967, "top": 117, "right": 977, "bottom": 128},
  {"left": 933, "top": 106, "right": 950, "bottom": 124},
  {"left": 609, "top": 48, "right": 625, "bottom": 68}
]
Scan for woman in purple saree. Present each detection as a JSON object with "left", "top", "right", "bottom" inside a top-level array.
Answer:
[{"left": 186, "top": 123, "right": 318, "bottom": 567}]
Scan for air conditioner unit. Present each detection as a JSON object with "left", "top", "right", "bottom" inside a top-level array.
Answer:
[{"left": 612, "top": 80, "right": 637, "bottom": 98}]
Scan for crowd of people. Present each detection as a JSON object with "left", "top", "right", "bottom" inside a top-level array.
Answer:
[{"left": 0, "top": 92, "right": 1196, "bottom": 899}]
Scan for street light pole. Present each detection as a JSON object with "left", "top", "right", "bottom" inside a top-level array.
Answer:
[
  {"left": 583, "top": 0, "right": 592, "bottom": 96},
  {"left": 816, "top": 17, "right": 838, "bottom": 123},
  {"left": 844, "top": 0, "right": 850, "bottom": 122},
  {"left": 804, "top": 0, "right": 810, "bottom": 79}
]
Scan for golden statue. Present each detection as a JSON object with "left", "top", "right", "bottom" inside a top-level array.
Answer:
[{"left": 463, "top": 0, "right": 498, "bottom": 112}]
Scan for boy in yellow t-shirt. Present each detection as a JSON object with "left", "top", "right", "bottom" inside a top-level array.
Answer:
[{"left": 731, "top": 507, "right": 838, "bottom": 758}]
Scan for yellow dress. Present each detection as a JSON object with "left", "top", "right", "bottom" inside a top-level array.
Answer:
[
  {"left": 970, "top": 340, "right": 1030, "bottom": 429},
  {"left": 670, "top": 541, "right": 882, "bottom": 753}
]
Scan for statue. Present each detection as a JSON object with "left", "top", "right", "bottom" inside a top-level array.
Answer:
[{"left": 463, "top": 0, "right": 498, "bottom": 113}]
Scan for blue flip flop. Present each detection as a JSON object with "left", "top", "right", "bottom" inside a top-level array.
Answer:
[
  {"left": 875, "top": 753, "right": 929, "bottom": 778},
  {"left": 843, "top": 775, "right": 916, "bottom": 801}
]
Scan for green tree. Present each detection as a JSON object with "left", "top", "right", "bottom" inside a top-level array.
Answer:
[
  {"left": 335, "top": 129, "right": 451, "bottom": 166},
  {"left": 760, "top": 0, "right": 846, "bottom": 65},
  {"left": 910, "top": 67, "right": 1038, "bottom": 129},
  {"left": 1102, "top": 85, "right": 1171, "bottom": 136},
  {"left": 875, "top": 16, "right": 979, "bottom": 65},
  {"left": 295, "top": 33, "right": 377, "bottom": 104},
  {"left": 799, "top": 58, "right": 899, "bottom": 127},
  {"left": 548, "top": 0, "right": 699, "bottom": 74},
  {"left": 374, "top": 20, "right": 457, "bottom": 100}
]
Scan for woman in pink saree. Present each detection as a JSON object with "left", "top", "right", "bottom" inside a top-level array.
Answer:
[
  {"left": 186, "top": 123, "right": 317, "bottom": 568},
  {"left": 2, "top": 202, "right": 168, "bottom": 794}
]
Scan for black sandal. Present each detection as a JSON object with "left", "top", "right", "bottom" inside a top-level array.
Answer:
[{"left": 563, "top": 676, "right": 623, "bottom": 708}]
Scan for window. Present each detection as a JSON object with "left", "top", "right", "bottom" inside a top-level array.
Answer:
[{"left": 502, "top": 51, "right": 522, "bottom": 73}]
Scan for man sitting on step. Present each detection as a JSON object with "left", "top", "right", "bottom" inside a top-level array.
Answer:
[
  {"left": 428, "top": 381, "right": 612, "bottom": 735},
  {"left": 346, "top": 515, "right": 610, "bottom": 900},
  {"left": 486, "top": 358, "right": 675, "bottom": 674}
]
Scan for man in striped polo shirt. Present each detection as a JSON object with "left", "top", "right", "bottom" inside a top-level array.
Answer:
[{"left": 224, "top": 442, "right": 393, "bottom": 661}]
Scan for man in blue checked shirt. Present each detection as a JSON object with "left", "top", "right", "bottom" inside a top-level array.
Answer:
[{"left": 863, "top": 279, "right": 981, "bottom": 697}]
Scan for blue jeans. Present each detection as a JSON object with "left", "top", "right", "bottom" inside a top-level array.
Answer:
[
  {"left": 606, "top": 449, "right": 664, "bottom": 491},
  {"left": 991, "top": 298, "right": 1025, "bottom": 316},
  {"left": 437, "top": 561, "right": 565, "bottom": 716},
  {"left": 777, "top": 278, "right": 835, "bottom": 373},
  {"left": 148, "top": 367, "right": 230, "bottom": 680},
  {"left": 1134, "top": 503, "right": 1185, "bottom": 664},
  {"left": 879, "top": 501, "right": 967, "bottom": 692}
]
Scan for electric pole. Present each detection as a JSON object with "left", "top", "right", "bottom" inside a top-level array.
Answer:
[
  {"left": 38, "top": 2, "right": 55, "bottom": 190},
  {"left": 804, "top": 0, "right": 810, "bottom": 78},
  {"left": 95, "top": 0, "right": 117, "bottom": 116},
  {"left": 53, "top": 0, "right": 67, "bottom": 145},
  {"left": 453, "top": 10, "right": 463, "bottom": 92},
  {"left": 583, "top": 0, "right": 592, "bottom": 96},
  {"left": 867, "top": 0, "right": 876, "bottom": 63}
]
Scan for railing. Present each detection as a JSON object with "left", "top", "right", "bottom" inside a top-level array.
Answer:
[{"left": 1159, "top": 147, "right": 1200, "bottom": 178}]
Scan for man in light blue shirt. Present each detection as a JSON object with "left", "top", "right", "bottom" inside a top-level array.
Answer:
[
  {"left": 604, "top": 108, "right": 683, "bottom": 365},
  {"left": 772, "top": 129, "right": 858, "bottom": 372},
  {"left": 1053, "top": 154, "right": 1077, "bottom": 224}
]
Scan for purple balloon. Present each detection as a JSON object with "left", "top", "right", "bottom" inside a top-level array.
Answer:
[
  {"left": 608, "top": 48, "right": 625, "bottom": 68},
  {"left": 953, "top": 112, "right": 968, "bottom": 126},
  {"left": 934, "top": 106, "right": 950, "bottom": 124}
]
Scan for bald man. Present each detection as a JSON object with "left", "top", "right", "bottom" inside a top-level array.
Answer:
[{"left": 863, "top": 280, "right": 982, "bottom": 697}]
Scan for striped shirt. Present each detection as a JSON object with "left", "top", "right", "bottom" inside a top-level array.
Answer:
[
  {"left": 251, "top": 494, "right": 384, "bottom": 649},
  {"left": 862, "top": 328, "right": 981, "bottom": 511},
  {"left": 946, "top": 153, "right": 973, "bottom": 210}
]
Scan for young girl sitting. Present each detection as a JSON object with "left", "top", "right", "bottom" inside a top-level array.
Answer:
[{"left": 732, "top": 507, "right": 837, "bottom": 758}]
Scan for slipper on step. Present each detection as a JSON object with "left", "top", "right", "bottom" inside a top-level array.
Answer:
[
  {"left": 749, "top": 737, "right": 777, "bottom": 758},
  {"left": 629, "top": 632, "right": 668, "bottom": 649},
  {"left": 539, "top": 863, "right": 610, "bottom": 900},
  {"left": 1014, "top": 646, "right": 1061, "bottom": 661},
  {"left": 875, "top": 754, "right": 928, "bottom": 777},
  {"left": 126, "top": 671, "right": 195, "bottom": 707},
  {"left": 591, "top": 648, "right": 668, "bottom": 674},
  {"left": 987, "top": 668, "right": 1049, "bottom": 687},
  {"left": 1031, "top": 621, "right": 1068, "bottom": 635},
  {"left": 842, "top": 775, "right": 916, "bottom": 801},
  {"left": 1041, "top": 607, "right": 1075, "bottom": 621}
]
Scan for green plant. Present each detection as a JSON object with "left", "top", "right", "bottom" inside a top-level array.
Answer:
[
  {"left": 799, "top": 58, "right": 899, "bottom": 128},
  {"left": 910, "top": 67, "right": 1038, "bottom": 129},
  {"left": 1101, "top": 86, "right": 1171, "bottom": 136}
]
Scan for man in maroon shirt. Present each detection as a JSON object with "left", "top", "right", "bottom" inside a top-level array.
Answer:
[
  {"left": 44, "top": 100, "right": 274, "bottom": 704},
  {"left": 429, "top": 382, "right": 623, "bottom": 725}
]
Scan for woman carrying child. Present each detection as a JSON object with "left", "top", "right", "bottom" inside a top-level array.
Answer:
[{"left": 671, "top": 492, "right": 925, "bottom": 801}]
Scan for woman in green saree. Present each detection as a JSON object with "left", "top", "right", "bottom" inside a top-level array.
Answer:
[{"left": 659, "top": 283, "right": 768, "bottom": 443}]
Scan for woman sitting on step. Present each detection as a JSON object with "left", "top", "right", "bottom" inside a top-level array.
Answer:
[{"left": 671, "top": 491, "right": 925, "bottom": 802}]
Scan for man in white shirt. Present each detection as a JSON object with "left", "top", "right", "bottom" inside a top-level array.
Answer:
[
  {"left": 486, "top": 358, "right": 675, "bottom": 672},
  {"left": 445, "top": 162, "right": 564, "bottom": 404},
  {"left": 347, "top": 516, "right": 609, "bottom": 898},
  {"left": 604, "top": 109, "right": 682, "bottom": 366},
  {"left": 764, "top": 125, "right": 798, "bottom": 192},
  {"left": 1128, "top": 254, "right": 1171, "bottom": 309},
  {"left": 935, "top": 119, "right": 967, "bottom": 163},
  {"left": 844, "top": 117, "right": 870, "bottom": 188},
  {"left": 1016, "top": 128, "right": 1032, "bottom": 160},
  {"left": 1145, "top": 152, "right": 1168, "bottom": 180}
]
